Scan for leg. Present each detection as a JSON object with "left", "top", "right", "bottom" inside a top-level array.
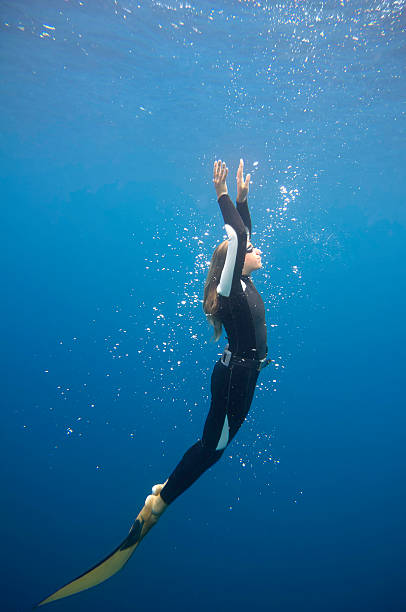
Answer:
[
  {"left": 226, "top": 364, "right": 259, "bottom": 442},
  {"left": 160, "top": 361, "right": 259, "bottom": 505},
  {"left": 159, "top": 361, "right": 229, "bottom": 504}
]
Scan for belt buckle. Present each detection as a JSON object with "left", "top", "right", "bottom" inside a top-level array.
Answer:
[
  {"left": 259, "top": 357, "right": 272, "bottom": 371},
  {"left": 221, "top": 347, "right": 232, "bottom": 367}
]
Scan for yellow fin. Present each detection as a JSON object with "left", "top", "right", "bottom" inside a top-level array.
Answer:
[{"left": 35, "top": 518, "right": 143, "bottom": 607}]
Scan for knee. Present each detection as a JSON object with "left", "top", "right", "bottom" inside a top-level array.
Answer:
[{"left": 199, "top": 440, "right": 224, "bottom": 466}]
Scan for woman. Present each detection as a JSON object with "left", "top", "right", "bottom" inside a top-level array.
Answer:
[
  {"left": 148, "top": 158, "right": 267, "bottom": 515},
  {"left": 37, "top": 159, "right": 269, "bottom": 607}
]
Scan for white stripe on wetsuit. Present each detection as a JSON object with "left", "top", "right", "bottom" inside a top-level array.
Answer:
[
  {"left": 217, "top": 224, "right": 237, "bottom": 297},
  {"left": 216, "top": 414, "right": 229, "bottom": 450}
]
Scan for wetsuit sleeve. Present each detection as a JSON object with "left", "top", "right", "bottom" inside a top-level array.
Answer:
[
  {"left": 236, "top": 199, "right": 252, "bottom": 239},
  {"left": 216, "top": 194, "right": 247, "bottom": 297}
]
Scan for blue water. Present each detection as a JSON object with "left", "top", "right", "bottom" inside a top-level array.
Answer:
[{"left": 1, "top": 1, "right": 406, "bottom": 610}]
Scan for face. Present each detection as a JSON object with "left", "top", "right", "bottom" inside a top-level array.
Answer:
[{"left": 243, "top": 241, "right": 262, "bottom": 275}]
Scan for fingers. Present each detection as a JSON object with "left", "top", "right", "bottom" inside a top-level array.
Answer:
[
  {"left": 245, "top": 173, "right": 251, "bottom": 188},
  {"left": 236, "top": 158, "right": 243, "bottom": 182},
  {"left": 213, "top": 160, "right": 228, "bottom": 183},
  {"left": 213, "top": 159, "right": 228, "bottom": 182}
]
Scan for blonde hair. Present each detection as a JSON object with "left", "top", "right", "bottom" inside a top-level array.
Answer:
[{"left": 203, "top": 240, "right": 228, "bottom": 341}]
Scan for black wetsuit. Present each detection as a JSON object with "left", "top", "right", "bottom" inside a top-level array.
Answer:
[{"left": 160, "top": 195, "right": 267, "bottom": 505}]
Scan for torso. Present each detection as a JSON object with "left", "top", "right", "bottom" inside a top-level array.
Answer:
[
  {"left": 215, "top": 194, "right": 267, "bottom": 360},
  {"left": 218, "top": 275, "right": 267, "bottom": 360}
]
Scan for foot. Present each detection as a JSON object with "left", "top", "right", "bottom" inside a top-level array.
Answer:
[
  {"left": 137, "top": 483, "right": 168, "bottom": 541},
  {"left": 149, "top": 482, "right": 168, "bottom": 516}
]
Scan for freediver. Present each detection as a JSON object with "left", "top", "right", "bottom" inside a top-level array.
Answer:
[{"left": 37, "top": 158, "right": 270, "bottom": 606}]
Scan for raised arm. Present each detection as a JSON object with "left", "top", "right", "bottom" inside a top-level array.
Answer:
[
  {"left": 213, "top": 160, "right": 247, "bottom": 297},
  {"left": 236, "top": 158, "right": 252, "bottom": 238},
  {"left": 236, "top": 200, "right": 251, "bottom": 239}
]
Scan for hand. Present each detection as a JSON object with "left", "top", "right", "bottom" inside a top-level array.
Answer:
[
  {"left": 236, "top": 158, "right": 251, "bottom": 202},
  {"left": 213, "top": 160, "right": 228, "bottom": 199}
]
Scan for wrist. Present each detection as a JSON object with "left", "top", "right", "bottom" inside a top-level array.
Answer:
[{"left": 216, "top": 188, "right": 228, "bottom": 199}]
